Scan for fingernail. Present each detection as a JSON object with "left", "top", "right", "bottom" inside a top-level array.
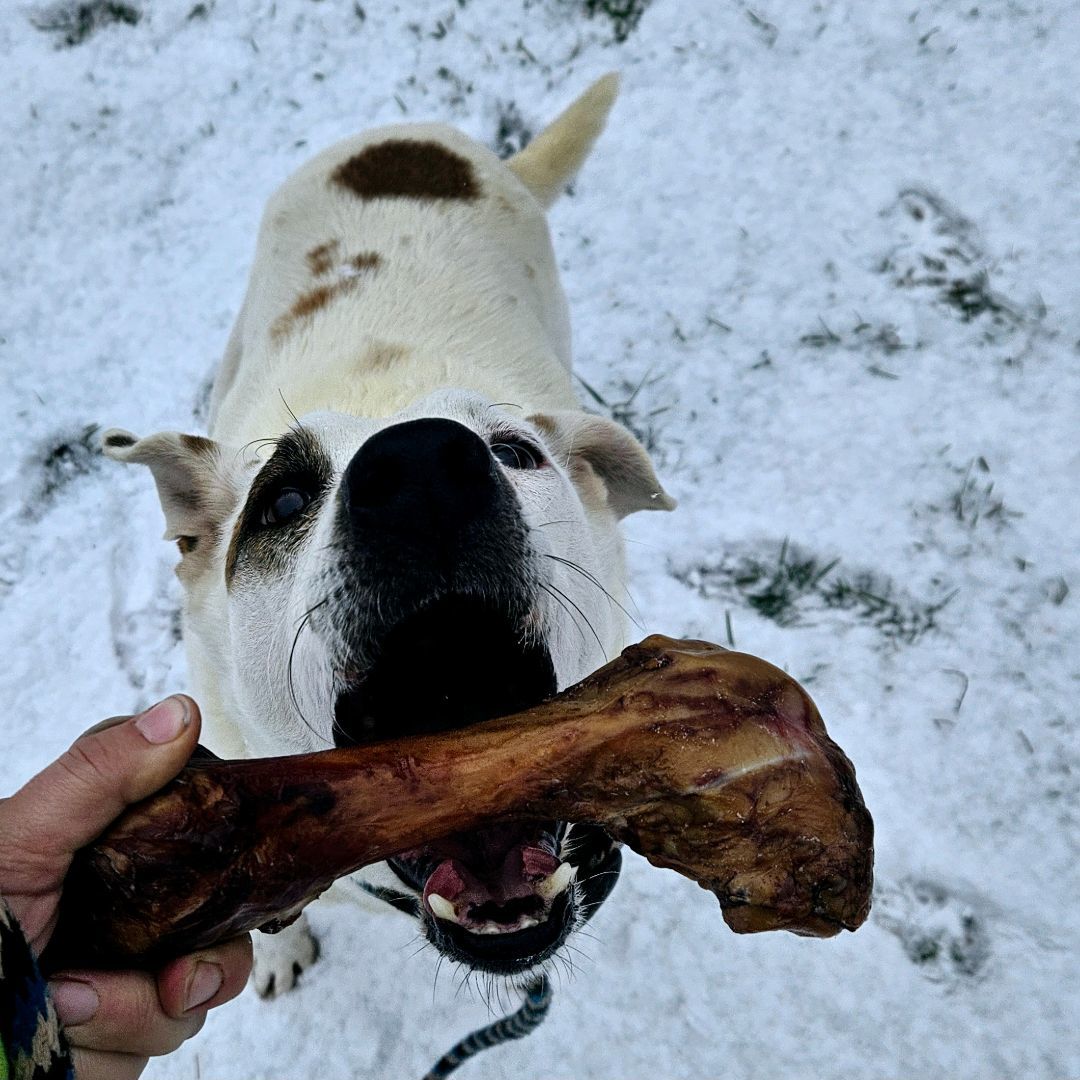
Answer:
[
  {"left": 134, "top": 696, "right": 190, "bottom": 744},
  {"left": 51, "top": 979, "right": 99, "bottom": 1027},
  {"left": 185, "top": 961, "right": 223, "bottom": 1011}
]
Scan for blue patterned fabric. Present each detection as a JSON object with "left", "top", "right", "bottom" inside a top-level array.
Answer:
[{"left": 0, "top": 900, "right": 73, "bottom": 1080}]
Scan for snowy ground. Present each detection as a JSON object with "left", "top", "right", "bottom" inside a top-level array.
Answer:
[{"left": 2, "top": 1, "right": 1079, "bottom": 1077}]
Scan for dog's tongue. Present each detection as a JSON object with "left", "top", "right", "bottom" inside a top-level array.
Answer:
[{"left": 423, "top": 845, "right": 561, "bottom": 920}]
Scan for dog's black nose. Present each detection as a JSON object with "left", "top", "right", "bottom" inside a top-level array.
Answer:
[{"left": 343, "top": 418, "right": 498, "bottom": 539}]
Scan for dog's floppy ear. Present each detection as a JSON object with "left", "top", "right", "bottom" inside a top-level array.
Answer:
[
  {"left": 528, "top": 412, "right": 676, "bottom": 518},
  {"left": 101, "top": 428, "right": 244, "bottom": 552}
]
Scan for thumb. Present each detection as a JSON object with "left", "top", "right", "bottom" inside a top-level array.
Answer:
[{"left": 3, "top": 696, "right": 201, "bottom": 864}]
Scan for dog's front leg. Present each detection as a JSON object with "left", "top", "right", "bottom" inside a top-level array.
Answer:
[{"left": 251, "top": 913, "right": 320, "bottom": 998}]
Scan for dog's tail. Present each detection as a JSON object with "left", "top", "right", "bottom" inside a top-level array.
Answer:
[{"left": 507, "top": 73, "right": 619, "bottom": 209}]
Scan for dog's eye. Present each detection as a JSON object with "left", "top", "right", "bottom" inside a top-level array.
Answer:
[
  {"left": 260, "top": 486, "right": 312, "bottom": 526},
  {"left": 490, "top": 438, "right": 544, "bottom": 471}
]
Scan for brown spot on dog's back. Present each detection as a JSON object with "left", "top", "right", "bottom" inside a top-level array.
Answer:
[
  {"left": 271, "top": 285, "right": 338, "bottom": 340},
  {"left": 177, "top": 535, "right": 199, "bottom": 556},
  {"left": 332, "top": 140, "right": 480, "bottom": 201},
  {"left": 350, "top": 252, "right": 381, "bottom": 273},
  {"left": 272, "top": 253, "right": 385, "bottom": 341},
  {"left": 306, "top": 240, "right": 341, "bottom": 277},
  {"left": 291, "top": 285, "right": 337, "bottom": 320},
  {"left": 357, "top": 341, "right": 410, "bottom": 372}
]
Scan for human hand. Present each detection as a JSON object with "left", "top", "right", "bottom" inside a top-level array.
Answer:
[{"left": 0, "top": 696, "right": 253, "bottom": 1080}]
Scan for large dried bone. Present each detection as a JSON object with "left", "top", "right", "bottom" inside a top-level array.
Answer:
[{"left": 45, "top": 636, "right": 873, "bottom": 970}]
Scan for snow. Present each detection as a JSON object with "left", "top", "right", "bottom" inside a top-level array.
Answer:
[{"left": 2, "top": 1, "right": 1078, "bottom": 1077}]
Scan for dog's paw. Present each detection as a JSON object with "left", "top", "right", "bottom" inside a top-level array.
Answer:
[{"left": 251, "top": 915, "right": 320, "bottom": 999}]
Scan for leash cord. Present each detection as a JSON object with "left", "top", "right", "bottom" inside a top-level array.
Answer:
[{"left": 419, "top": 974, "right": 553, "bottom": 1080}]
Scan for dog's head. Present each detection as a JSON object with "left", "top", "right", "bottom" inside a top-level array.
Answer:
[{"left": 105, "top": 389, "right": 673, "bottom": 976}]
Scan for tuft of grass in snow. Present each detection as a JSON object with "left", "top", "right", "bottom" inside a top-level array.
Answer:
[
  {"left": 798, "top": 315, "right": 908, "bottom": 378},
  {"left": 799, "top": 318, "right": 842, "bottom": 348},
  {"left": 817, "top": 571, "right": 954, "bottom": 644},
  {"left": 576, "top": 370, "right": 671, "bottom": 455},
  {"left": 938, "top": 271, "right": 1020, "bottom": 324},
  {"left": 879, "top": 188, "right": 1036, "bottom": 338},
  {"left": 568, "top": 0, "right": 653, "bottom": 43},
  {"left": 921, "top": 455, "right": 1022, "bottom": 533},
  {"left": 21, "top": 424, "right": 102, "bottom": 520},
  {"left": 492, "top": 101, "right": 532, "bottom": 159},
  {"left": 728, "top": 539, "right": 838, "bottom": 625},
  {"left": 435, "top": 66, "right": 474, "bottom": 109},
  {"left": 673, "top": 539, "right": 955, "bottom": 644},
  {"left": 856, "top": 321, "right": 905, "bottom": 353},
  {"left": 30, "top": 1, "right": 141, "bottom": 48},
  {"left": 745, "top": 8, "right": 778, "bottom": 47},
  {"left": 947, "top": 457, "right": 1020, "bottom": 529}
]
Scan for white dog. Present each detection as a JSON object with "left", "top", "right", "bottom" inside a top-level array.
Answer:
[{"left": 103, "top": 74, "right": 674, "bottom": 996}]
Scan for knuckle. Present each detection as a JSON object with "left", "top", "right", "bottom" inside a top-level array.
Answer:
[
  {"left": 58, "top": 737, "right": 116, "bottom": 792},
  {"left": 120, "top": 983, "right": 194, "bottom": 1056},
  {"left": 122, "top": 979, "right": 163, "bottom": 1035}
]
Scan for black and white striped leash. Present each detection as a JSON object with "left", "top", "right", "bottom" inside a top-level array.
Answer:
[
  {"left": 420, "top": 974, "right": 553, "bottom": 1080},
  {"left": 356, "top": 882, "right": 555, "bottom": 1079}
]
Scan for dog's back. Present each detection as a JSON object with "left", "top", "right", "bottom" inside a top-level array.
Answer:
[{"left": 209, "top": 74, "right": 620, "bottom": 445}]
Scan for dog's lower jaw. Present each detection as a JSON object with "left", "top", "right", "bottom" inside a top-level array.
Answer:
[
  {"left": 423, "top": 890, "right": 578, "bottom": 979},
  {"left": 380, "top": 821, "right": 621, "bottom": 979}
]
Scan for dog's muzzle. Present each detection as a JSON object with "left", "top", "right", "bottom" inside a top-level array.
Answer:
[{"left": 330, "top": 416, "right": 548, "bottom": 745}]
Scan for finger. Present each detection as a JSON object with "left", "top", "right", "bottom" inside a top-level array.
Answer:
[
  {"left": 2, "top": 695, "right": 201, "bottom": 862},
  {"left": 69, "top": 1048, "right": 149, "bottom": 1080},
  {"left": 50, "top": 968, "right": 206, "bottom": 1057},
  {"left": 156, "top": 935, "right": 254, "bottom": 1018}
]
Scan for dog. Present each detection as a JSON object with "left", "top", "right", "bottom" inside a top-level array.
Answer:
[{"left": 102, "top": 73, "right": 674, "bottom": 997}]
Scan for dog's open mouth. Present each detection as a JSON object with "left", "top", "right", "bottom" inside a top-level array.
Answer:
[{"left": 331, "top": 594, "right": 618, "bottom": 973}]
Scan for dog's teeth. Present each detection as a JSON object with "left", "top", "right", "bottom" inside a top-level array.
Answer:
[
  {"left": 427, "top": 894, "right": 457, "bottom": 921},
  {"left": 536, "top": 861, "right": 575, "bottom": 900},
  {"left": 465, "top": 915, "right": 542, "bottom": 936}
]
